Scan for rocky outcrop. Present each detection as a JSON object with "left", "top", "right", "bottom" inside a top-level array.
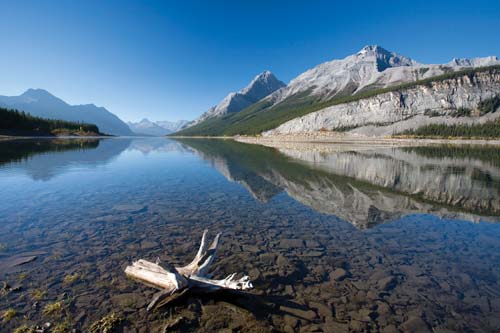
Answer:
[{"left": 265, "top": 70, "right": 500, "bottom": 136}]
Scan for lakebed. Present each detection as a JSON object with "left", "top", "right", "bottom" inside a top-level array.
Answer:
[{"left": 0, "top": 137, "right": 499, "bottom": 332}]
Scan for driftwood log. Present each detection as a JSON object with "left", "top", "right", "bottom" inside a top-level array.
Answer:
[{"left": 125, "top": 230, "right": 253, "bottom": 310}]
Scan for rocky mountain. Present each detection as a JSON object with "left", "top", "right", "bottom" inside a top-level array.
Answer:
[
  {"left": 258, "top": 45, "right": 499, "bottom": 111},
  {"left": 127, "top": 119, "right": 190, "bottom": 136},
  {"left": 0, "top": 89, "right": 133, "bottom": 136},
  {"left": 268, "top": 45, "right": 420, "bottom": 104},
  {"left": 266, "top": 68, "right": 500, "bottom": 136},
  {"left": 186, "top": 71, "right": 285, "bottom": 127},
  {"left": 176, "top": 46, "right": 500, "bottom": 136}
]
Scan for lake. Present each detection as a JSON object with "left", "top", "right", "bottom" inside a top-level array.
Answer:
[{"left": 0, "top": 137, "right": 499, "bottom": 332}]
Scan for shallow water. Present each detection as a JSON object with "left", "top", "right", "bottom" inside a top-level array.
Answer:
[{"left": 0, "top": 137, "right": 499, "bottom": 332}]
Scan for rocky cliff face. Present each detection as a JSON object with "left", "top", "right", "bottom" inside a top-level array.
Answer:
[{"left": 265, "top": 70, "right": 500, "bottom": 136}]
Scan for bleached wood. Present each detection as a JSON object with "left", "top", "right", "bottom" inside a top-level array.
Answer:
[
  {"left": 125, "top": 260, "right": 187, "bottom": 291},
  {"left": 189, "top": 274, "right": 253, "bottom": 291},
  {"left": 124, "top": 230, "right": 253, "bottom": 311}
]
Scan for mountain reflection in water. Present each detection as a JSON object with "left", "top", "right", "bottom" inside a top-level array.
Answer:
[
  {"left": 0, "top": 138, "right": 131, "bottom": 181},
  {"left": 178, "top": 139, "right": 500, "bottom": 229}
]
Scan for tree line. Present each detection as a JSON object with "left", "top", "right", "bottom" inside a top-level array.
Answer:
[
  {"left": 399, "top": 119, "right": 500, "bottom": 138},
  {"left": 0, "top": 107, "right": 99, "bottom": 134}
]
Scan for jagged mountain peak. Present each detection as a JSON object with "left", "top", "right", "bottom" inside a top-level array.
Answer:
[
  {"left": 358, "top": 44, "right": 385, "bottom": 54},
  {"left": 184, "top": 70, "right": 285, "bottom": 128},
  {"left": 241, "top": 70, "right": 285, "bottom": 100},
  {"left": 278, "top": 46, "right": 419, "bottom": 101},
  {"left": 248, "top": 70, "right": 277, "bottom": 83},
  {"left": 356, "top": 45, "right": 419, "bottom": 71}
]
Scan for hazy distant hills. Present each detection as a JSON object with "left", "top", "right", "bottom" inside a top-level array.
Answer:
[
  {"left": 127, "top": 119, "right": 189, "bottom": 136},
  {"left": 0, "top": 89, "right": 133, "bottom": 136},
  {"left": 175, "top": 45, "right": 500, "bottom": 137}
]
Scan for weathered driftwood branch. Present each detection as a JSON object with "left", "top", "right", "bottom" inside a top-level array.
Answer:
[{"left": 125, "top": 230, "right": 253, "bottom": 310}]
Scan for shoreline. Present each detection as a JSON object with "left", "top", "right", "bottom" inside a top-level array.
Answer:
[
  {"left": 171, "top": 133, "right": 500, "bottom": 147},
  {"left": 0, "top": 134, "right": 110, "bottom": 141}
]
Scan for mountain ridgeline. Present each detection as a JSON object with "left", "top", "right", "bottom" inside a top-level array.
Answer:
[
  {"left": 174, "top": 46, "right": 500, "bottom": 137},
  {"left": 0, "top": 89, "right": 133, "bottom": 136}
]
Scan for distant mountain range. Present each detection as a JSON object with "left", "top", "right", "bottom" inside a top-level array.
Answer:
[
  {"left": 0, "top": 89, "right": 189, "bottom": 137},
  {"left": 127, "top": 118, "right": 189, "bottom": 136},
  {"left": 175, "top": 45, "right": 500, "bottom": 137},
  {"left": 0, "top": 89, "right": 133, "bottom": 136}
]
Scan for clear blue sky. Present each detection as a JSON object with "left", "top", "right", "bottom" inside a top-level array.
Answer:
[{"left": 0, "top": 0, "right": 499, "bottom": 122}]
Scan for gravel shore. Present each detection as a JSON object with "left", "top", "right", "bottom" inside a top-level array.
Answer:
[{"left": 235, "top": 132, "right": 500, "bottom": 150}]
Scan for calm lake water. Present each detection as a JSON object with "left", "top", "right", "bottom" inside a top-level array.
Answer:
[{"left": 0, "top": 137, "right": 499, "bottom": 332}]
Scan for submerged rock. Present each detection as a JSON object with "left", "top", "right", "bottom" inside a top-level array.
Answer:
[{"left": 330, "top": 268, "right": 348, "bottom": 281}]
